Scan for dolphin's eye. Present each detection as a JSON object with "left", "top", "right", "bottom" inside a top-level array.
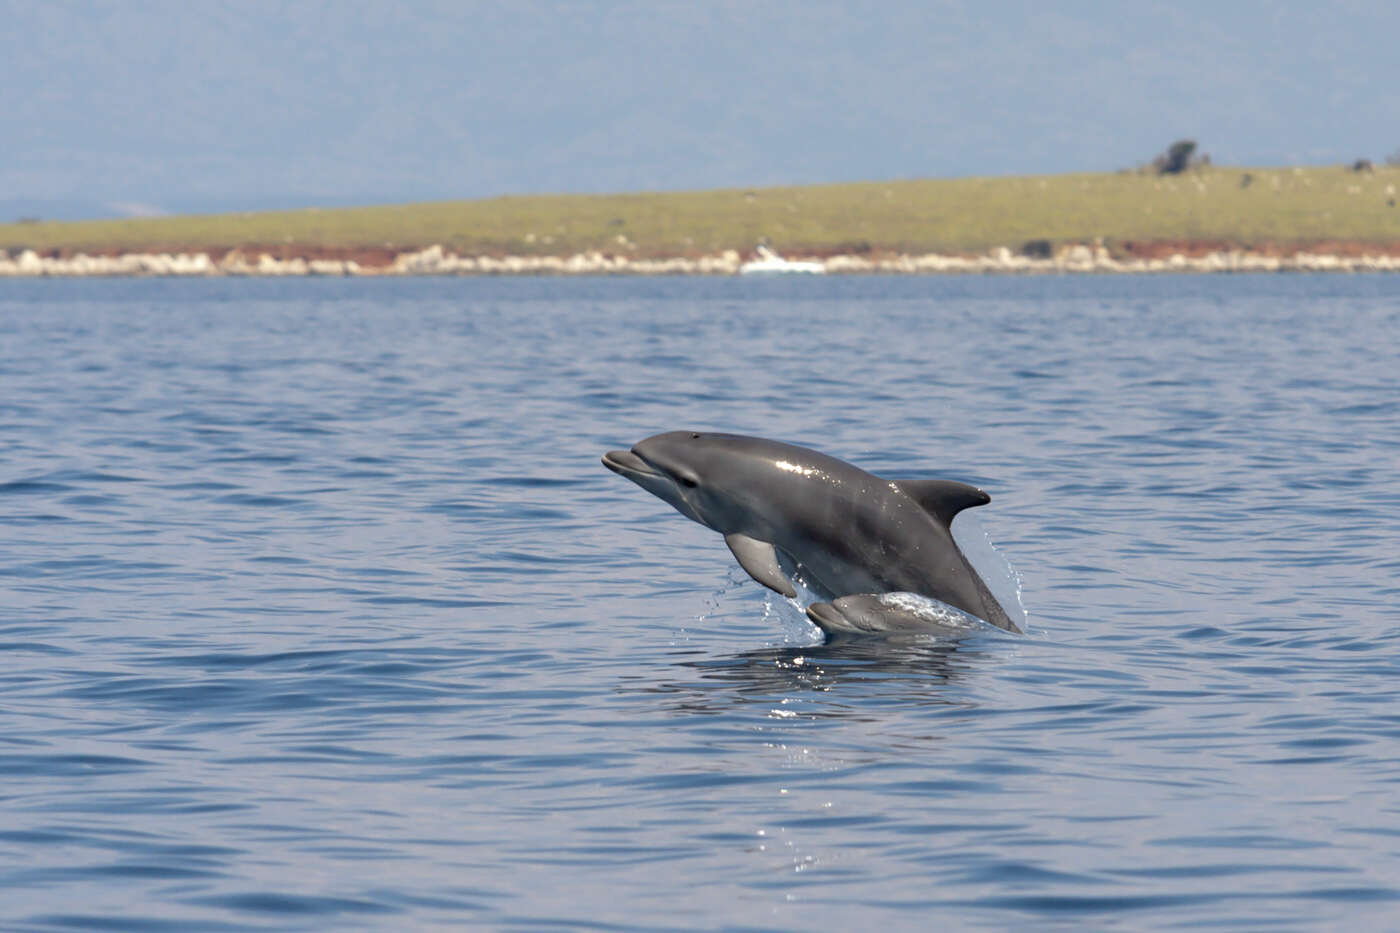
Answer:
[
  {"left": 679, "top": 473, "right": 699, "bottom": 488},
  {"left": 690, "top": 433, "right": 701, "bottom": 439}
]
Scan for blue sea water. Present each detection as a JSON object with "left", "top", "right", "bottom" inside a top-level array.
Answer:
[{"left": 1, "top": 274, "right": 1398, "bottom": 931}]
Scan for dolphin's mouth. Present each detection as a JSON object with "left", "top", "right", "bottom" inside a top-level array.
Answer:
[
  {"left": 602, "top": 449, "right": 659, "bottom": 478},
  {"left": 805, "top": 601, "right": 845, "bottom": 632}
]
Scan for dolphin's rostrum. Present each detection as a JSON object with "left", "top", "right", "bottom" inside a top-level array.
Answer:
[{"left": 602, "top": 431, "right": 1019, "bottom": 636}]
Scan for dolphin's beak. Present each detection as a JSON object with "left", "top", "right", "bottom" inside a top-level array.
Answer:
[
  {"left": 602, "top": 449, "right": 656, "bottom": 478},
  {"left": 805, "top": 601, "right": 846, "bottom": 633}
]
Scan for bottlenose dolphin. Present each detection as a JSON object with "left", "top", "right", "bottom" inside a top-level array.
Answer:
[{"left": 602, "top": 432, "right": 1019, "bottom": 635}]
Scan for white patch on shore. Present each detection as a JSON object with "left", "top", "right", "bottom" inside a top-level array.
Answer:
[{"left": 4, "top": 243, "right": 1399, "bottom": 277}]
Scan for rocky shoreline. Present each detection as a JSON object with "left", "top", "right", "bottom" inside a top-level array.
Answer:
[{"left": 4, "top": 242, "right": 1400, "bottom": 277}]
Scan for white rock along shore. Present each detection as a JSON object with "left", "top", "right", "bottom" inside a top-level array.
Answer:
[{"left": 3, "top": 243, "right": 1399, "bottom": 277}]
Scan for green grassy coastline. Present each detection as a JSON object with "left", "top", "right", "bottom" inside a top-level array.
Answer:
[{"left": 3, "top": 166, "right": 1398, "bottom": 259}]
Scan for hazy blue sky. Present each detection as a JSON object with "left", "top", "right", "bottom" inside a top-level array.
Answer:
[{"left": 5, "top": 0, "right": 1399, "bottom": 217}]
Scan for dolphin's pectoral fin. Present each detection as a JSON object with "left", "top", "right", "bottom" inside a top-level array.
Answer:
[
  {"left": 893, "top": 479, "right": 990, "bottom": 527},
  {"left": 724, "top": 533, "right": 797, "bottom": 598}
]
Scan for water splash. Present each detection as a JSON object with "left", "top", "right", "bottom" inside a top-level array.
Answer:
[
  {"left": 950, "top": 511, "right": 1030, "bottom": 631},
  {"left": 868, "top": 591, "right": 983, "bottom": 630},
  {"left": 760, "top": 589, "right": 824, "bottom": 647},
  {"left": 695, "top": 565, "right": 747, "bottom": 625}
]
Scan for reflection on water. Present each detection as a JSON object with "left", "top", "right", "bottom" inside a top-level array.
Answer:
[{"left": 646, "top": 635, "right": 982, "bottom": 719}]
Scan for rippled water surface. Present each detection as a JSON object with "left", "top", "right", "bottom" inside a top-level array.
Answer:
[{"left": 2, "top": 275, "right": 1398, "bottom": 930}]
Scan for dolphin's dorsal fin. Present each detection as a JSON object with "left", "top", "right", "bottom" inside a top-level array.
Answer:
[
  {"left": 893, "top": 480, "right": 990, "bottom": 527},
  {"left": 724, "top": 533, "right": 797, "bottom": 598}
]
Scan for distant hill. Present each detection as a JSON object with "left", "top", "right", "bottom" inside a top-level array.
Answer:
[{"left": 3, "top": 168, "right": 1398, "bottom": 265}]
